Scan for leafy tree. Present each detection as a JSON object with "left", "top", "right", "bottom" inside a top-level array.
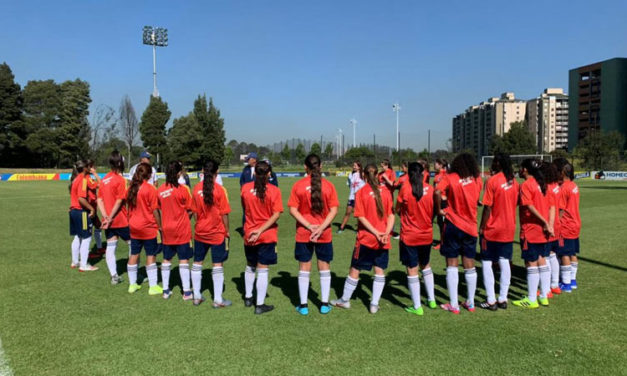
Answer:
[
  {"left": 324, "top": 143, "right": 334, "bottom": 160},
  {"left": 343, "top": 146, "right": 375, "bottom": 162},
  {"left": 168, "top": 113, "right": 203, "bottom": 167},
  {"left": 417, "top": 148, "right": 430, "bottom": 163},
  {"left": 490, "top": 121, "right": 536, "bottom": 155},
  {"left": 281, "top": 144, "right": 291, "bottom": 164},
  {"left": 57, "top": 79, "right": 91, "bottom": 167},
  {"left": 550, "top": 148, "right": 570, "bottom": 161},
  {"left": 90, "top": 104, "right": 117, "bottom": 153},
  {"left": 223, "top": 146, "right": 234, "bottom": 167},
  {"left": 0, "top": 63, "right": 23, "bottom": 166},
  {"left": 194, "top": 95, "right": 225, "bottom": 165},
  {"left": 574, "top": 131, "right": 624, "bottom": 170},
  {"left": 295, "top": 143, "right": 306, "bottom": 162},
  {"left": 120, "top": 95, "right": 139, "bottom": 167},
  {"left": 139, "top": 96, "right": 171, "bottom": 168},
  {"left": 310, "top": 142, "right": 322, "bottom": 156}
]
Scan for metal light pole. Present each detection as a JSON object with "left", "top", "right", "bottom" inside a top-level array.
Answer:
[
  {"left": 350, "top": 119, "right": 357, "bottom": 148},
  {"left": 393, "top": 103, "right": 401, "bottom": 152},
  {"left": 142, "top": 26, "right": 168, "bottom": 98},
  {"left": 338, "top": 128, "right": 344, "bottom": 157}
]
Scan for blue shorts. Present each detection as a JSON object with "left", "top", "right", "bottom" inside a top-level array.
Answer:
[
  {"left": 294, "top": 242, "right": 333, "bottom": 263},
  {"left": 245, "top": 243, "right": 278, "bottom": 266},
  {"left": 194, "top": 240, "right": 228, "bottom": 263},
  {"left": 399, "top": 242, "right": 431, "bottom": 268},
  {"left": 521, "top": 239, "right": 546, "bottom": 262},
  {"left": 480, "top": 238, "right": 513, "bottom": 262},
  {"left": 558, "top": 238, "right": 579, "bottom": 257},
  {"left": 351, "top": 244, "right": 389, "bottom": 271},
  {"left": 105, "top": 227, "right": 130, "bottom": 241},
  {"left": 440, "top": 221, "right": 477, "bottom": 259},
  {"left": 546, "top": 239, "right": 562, "bottom": 254},
  {"left": 163, "top": 242, "right": 193, "bottom": 260},
  {"left": 130, "top": 238, "right": 161, "bottom": 256},
  {"left": 347, "top": 199, "right": 355, "bottom": 207},
  {"left": 69, "top": 209, "right": 92, "bottom": 239}
]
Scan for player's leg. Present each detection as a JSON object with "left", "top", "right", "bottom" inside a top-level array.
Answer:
[
  {"left": 145, "top": 238, "right": 162, "bottom": 295},
  {"left": 461, "top": 234, "right": 478, "bottom": 312},
  {"left": 316, "top": 243, "right": 333, "bottom": 313},
  {"left": 211, "top": 241, "right": 231, "bottom": 308},
  {"left": 192, "top": 240, "right": 209, "bottom": 305},
  {"left": 295, "top": 243, "right": 313, "bottom": 315},
  {"left": 254, "top": 243, "right": 278, "bottom": 315},
  {"left": 480, "top": 240, "right": 497, "bottom": 310},
  {"left": 127, "top": 239, "right": 142, "bottom": 293},
  {"left": 178, "top": 243, "right": 192, "bottom": 301}
]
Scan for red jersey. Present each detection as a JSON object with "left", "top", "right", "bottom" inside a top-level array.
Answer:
[
  {"left": 128, "top": 182, "right": 159, "bottom": 240},
  {"left": 192, "top": 182, "right": 231, "bottom": 244},
  {"left": 434, "top": 170, "right": 447, "bottom": 199},
  {"left": 547, "top": 183, "right": 561, "bottom": 242},
  {"left": 397, "top": 183, "right": 434, "bottom": 246},
  {"left": 99, "top": 172, "right": 128, "bottom": 228},
  {"left": 394, "top": 174, "right": 408, "bottom": 190},
  {"left": 287, "top": 176, "right": 339, "bottom": 243},
  {"left": 559, "top": 180, "right": 581, "bottom": 239},
  {"left": 86, "top": 175, "right": 98, "bottom": 206},
  {"left": 519, "top": 177, "right": 554, "bottom": 244},
  {"left": 70, "top": 174, "right": 88, "bottom": 210},
  {"left": 241, "top": 182, "right": 283, "bottom": 245},
  {"left": 423, "top": 170, "right": 430, "bottom": 184},
  {"left": 436, "top": 173, "right": 482, "bottom": 237},
  {"left": 158, "top": 183, "right": 193, "bottom": 245},
  {"left": 354, "top": 183, "right": 394, "bottom": 249},
  {"left": 378, "top": 168, "right": 396, "bottom": 198},
  {"left": 482, "top": 172, "right": 519, "bottom": 242}
]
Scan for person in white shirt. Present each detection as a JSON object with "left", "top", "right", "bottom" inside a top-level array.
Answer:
[
  {"left": 337, "top": 161, "right": 365, "bottom": 233},
  {"left": 129, "top": 151, "right": 158, "bottom": 186}
]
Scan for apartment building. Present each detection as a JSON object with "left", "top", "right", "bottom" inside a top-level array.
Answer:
[{"left": 526, "top": 88, "right": 569, "bottom": 153}]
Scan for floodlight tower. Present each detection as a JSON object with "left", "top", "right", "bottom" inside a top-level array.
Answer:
[
  {"left": 338, "top": 128, "right": 344, "bottom": 157},
  {"left": 392, "top": 103, "right": 401, "bottom": 152},
  {"left": 142, "top": 26, "right": 168, "bottom": 98},
  {"left": 350, "top": 118, "right": 357, "bottom": 148}
]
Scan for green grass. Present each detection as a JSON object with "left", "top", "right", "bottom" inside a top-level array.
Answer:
[{"left": 0, "top": 177, "right": 626, "bottom": 375}]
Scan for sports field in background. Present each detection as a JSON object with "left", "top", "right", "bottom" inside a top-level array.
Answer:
[{"left": 0, "top": 177, "right": 626, "bottom": 375}]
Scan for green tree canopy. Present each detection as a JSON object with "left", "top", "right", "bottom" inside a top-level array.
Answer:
[
  {"left": 324, "top": 143, "right": 334, "bottom": 159},
  {"left": 281, "top": 144, "right": 291, "bottom": 163},
  {"left": 343, "top": 146, "right": 375, "bottom": 163},
  {"left": 139, "top": 96, "right": 171, "bottom": 167},
  {"left": 490, "top": 121, "right": 536, "bottom": 155},
  {"left": 168, "top": 113, "right": 203, "bottom": 167},
  {"left": 0, "top": 63, "right": 24, "bottom": 164},
  {"left": 310, "top": 142, "right": 322, "bottom": 156},
  {"left": 575, "top": 131, "right": 624, "bottom": 170},
  {"left": 295, "top": 143, "right": 306, "bottom": 162}
]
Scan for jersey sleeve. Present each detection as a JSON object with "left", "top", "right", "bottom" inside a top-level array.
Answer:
[
  {"left": 396, "top": 185, "right": 405, "bottom": 204},
  {"left": 354, "top": 190, "right": 365, "bottom": 218},
  {"left": 520, "top": 181, "right": 534, "bottom": 206},
  {"left": 271, "top": 187, "right": 284, "bottom": 213},
  {"left": 150, "top": 187, "right": 160, "bottom": 210},
  {"left": 220, "top": 186, "right": 232, "bottom": 215},
  {"left": 115, "top": 178, "right": 126, "bottom": 200},
  {"left": 384, "top": 190, "right": 393, "bottom": 216},
  {"left": 326, "top": 181, "right": 340, "bottom": 208},
  {"left": 482, "top": 178, "right": 495, "bottom": 206},
  {"left": 79, "top": 176, "right": 88, "bottom": 199},
  {"left": 183, "top": 185, "right": 193, "bottom": 211},
  {"left": 436, "top": 174, "right": 449, "bottom": 194},
  {"left": 287, "top": 183, "right": 300, "bottom": 208}
]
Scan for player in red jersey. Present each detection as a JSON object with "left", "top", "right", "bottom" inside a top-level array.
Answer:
[
  {"left": 378, "top": 159, "right": 396, "bottom": 199},
  {"left": 331, "top": 164, "right": 395, "bottom": 314},
  {"left": 513, "top": 159, "right": 555, "bottom": 309},
  {"left": 417, "top": 159, "right": 430, "bottom": 184},
  {"left": 435, "top": 153, "right": 483, "bottom": 314},
  {"left": 541, "top": 162, "right": 563, "bottom": 296},
  {"left": 85, "top": 159, "right": 104, "bottom": 254},
  {"left": 394, "top": 161, "right": 409, "bottom": 190},
  {"left": 478, "top": 153, "right": 519, "bottom": 310},
  {"left": 241, "top": 161, "right": 283, "bottom": 315},
  {"left": 68, "top": 160, "right": 98, "bottom": 272},
  {"left": 158, "top": 161, "right": 194, "bottom": 301},
  {"left": 396, "top": 162, "right": 436, "bottom": 315},
  {"left": 288, "top": 154, "right": 339, "bottom": 315},
  {"left": 191, "top": 160, "right": 232, "bottom": 307},
  {"left": 433, "top": 158, "right": 449, "bottom": 250},
  {"left": 97, "top": 151, "right": 129, "bottom": 284},
  {"left": 554, "top": 159, "right": 581, "bottom": 292},
  {"left": 126, "top": 163, "right": 163, "bottom": 295}
]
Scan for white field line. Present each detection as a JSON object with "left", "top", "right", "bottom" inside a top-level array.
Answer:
[{"left": 0, "top": 338, "right": 13, "bottom": 376}]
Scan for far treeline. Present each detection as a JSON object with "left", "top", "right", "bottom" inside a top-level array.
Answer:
[{"left": 0, "top": 62, "right": 623, "bottom": 171}]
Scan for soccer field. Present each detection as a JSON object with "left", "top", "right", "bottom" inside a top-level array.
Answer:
[{"left": 0, "top": 177, "right": 626, "bottom": 375}]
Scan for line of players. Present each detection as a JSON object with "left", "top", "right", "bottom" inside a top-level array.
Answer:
[{"left": 68, "top": 150, "right": 581, "bottom": 315}]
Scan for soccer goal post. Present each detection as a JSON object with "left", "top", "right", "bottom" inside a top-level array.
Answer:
[{"left": 481, "top": 154, "right": 552, "bottom": 177}]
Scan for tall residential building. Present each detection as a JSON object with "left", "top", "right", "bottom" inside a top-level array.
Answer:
[
  {"left": 568, "top": 58, "right": 627, "bottom": 150},
  {"left": 526, "top": 88, "right": 569, "bottom": 153},
  {"left": 452, "top": 92, "right": 526, "bottom": 156}
]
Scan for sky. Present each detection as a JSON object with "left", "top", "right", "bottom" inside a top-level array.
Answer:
[{"left": 2, "top": 0, "right": 626, "bottom": 151}]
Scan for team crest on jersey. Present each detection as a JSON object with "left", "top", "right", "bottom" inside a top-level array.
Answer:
[
  {"left": 500, "top": 182, "right": 514, "bottom": 191},
  {"left": 159, "top": 188, "right": 173, "bottom": 198},
  {"left": 102, "top": 177, "right": 112, "bottom": 185},
  {"left": 572, "top": 187, "right": 579, "bottom": 194},
  {"left": 552, "top": 186, "right": 560, "bottom": 194},
  {"left": 459, "top": 177, "right": 474, "bottom": 186}
]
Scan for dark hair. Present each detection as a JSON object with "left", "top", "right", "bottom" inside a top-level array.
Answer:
[
  {"left": 165, "top": 161, "right": 182, "bottom": 188},
  {"left": 436, "top": 158, "right": 449, "bottom": 171},
  {"left": 381, "top": 159, "right": 391, "bottom": 168},
  {"left": 540, "top": 161, "right": 558, "bottom": 185},
  {"left": 491, "top": 153, "right": 514, "bottom": 181},
  {"left": 305, "top": 154, "right": 323, "bottom": 214},
  {"left": 417, "top": 159, "right": 430, "bottom": 183},
  {"left": 449, "top": 153, "right": 480, "bottom": 179},
  {"left": 364, "top": 163, "right": 384, "bottom": 218},
  {"left": 127, "top": 162, "right": 152, "bottom": 209},
  {"left": 353, "top": 160, "right": 364, "bottom": 179},
  {"left": 202, "top": 159, "right": 219, "bottom": 206},
  {"left": 69, "top": 160, "right": 87, "bottom": 193},
  {"left": 408, "top": 162, "right": 424, "bottom": 202},
  {"left": 109, "top": 150, "right": 125, "bottom": 172},
  {"left": 254, "top": 161, "right": 271, "bottom": 203},
  {"left": 85, "top": 159, "right": 95, "bottom": 169},
  {"left": 553, "top": 158, "right": 574, "bottom": 180},
  {"left": 401, "top": 160, "right": 408, "bottom": 168},
  {"left": 521, "top": 159, "right": 546, "bottom": 195}
]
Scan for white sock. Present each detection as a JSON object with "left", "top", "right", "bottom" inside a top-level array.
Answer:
[
  {"left": 407, "top": 275, "right": 421, "bottom": 309},
  {"left": 527, "top": 266, "right": 539, "bottom": 302},
  {"left": 256, "top": 268, "right": 269, "bottom": 306},
  {"left": 71, "top": 236, "right": 80, "bottom": 264},
  {"left": 571, "top": 262, "right": 578, "bottom": 281},
  {"left": 498, "top": 258, "right": 511, "bottom": 303},
  {"left": 127, "top": 264, "right": 138, "bottom": 285},
  {"left": 105, "top": 240, "right": 118, "bottom": 277},
  {"left": 340, "top": 276, "right": 358, "bottom": 301},
  {"left": 212, "top": 266, "right": 224, "bottom": 304},
  {"left": 539, "top": 265, "right": 550, "bottom": 298},
  {"left": 94, "top": 229, "right": 103, "bottom": 249},
  {"left": 192, "top": 264, "right": 203, "bottom": 299},
  {"left": 79, "top": 237, "right": 92, "bottom": 268},
  {"left": 422, "top": 268, "right": 435, "bottom": 302},
  {"left": 371, "top": 275, "right": 385, "bottom": 306},
  {"left": 482, "top": 261, "right": 496, "bottom": 304},
  {"left": 179, "top": 263, "right": 191, "bottom": 293},
  {"left": 464, "top": 268, "right": 477, "bottom": 306},
  {"left": 549, "top": 253, "right": 560, "bottom": 288},
  {"left": 161, "top": 262, "right": 171, "bottom": 291},
  {"left": 560, "top": 265, "right": 571, "bottom": 284},
  {"left": 146, "top": 263, "right": 158, "bottom": 287},
  {"left": 446, "top": 266, "right": 459, "bottom": 309},
  {"left": 244, "top": 265, "right": 256, "bottom": 299},
  {"left": 320, "top": 270, "right": 331, "bottom": 304},
  {"left": 298, "top": 271, "right": 310, "bottom": 305}
]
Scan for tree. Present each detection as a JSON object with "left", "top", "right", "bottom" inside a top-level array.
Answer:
[
  {"left": 57, "top": 79, "right": 91, "bottom": 167},
  {"left": 223, "top": 146, "right": 234, "bottom": 167},
  {"left": 310, "top": 142, "right": 322, "bottom": 156},
  {"left": 120, "top": 95, "right": 138, "bottom": 167},
  {"left": 281, "top": 144, "right": 291, "bottom": 164},
  {"left": 417, "top": 148, "right": 430, "bottom": 162},
  {"left": 490, "top": 121, "right": 536, "bottom": 155},
  {"left": 90, "top": 104, "right": 117, "bottom": 153},
  {"left": 295, "top": 143, "right": 306, "bottom": 162},
  {"left": 168, "top": 113, "right": 203, "bottom": 167},
  {"left": 194, "top": 95, "right": 225, "bottom": 165},
  {"left": 0, "top": 63, "right": 23, "bottom": 166},
  {"left": 324, "top": 143, "right": 334, "bottom": 160},
  {"left": 139, "top": 96, "right": 171, "bottom": 168},
  {"left": 343, "top": 146, "right": 375, "bottom": 162},
  {"left": 574, "top": 131, "right": 624, "bottom": 170}
]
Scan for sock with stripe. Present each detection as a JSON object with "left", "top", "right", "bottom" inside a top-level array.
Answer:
[
  {"left": 571, "top": 262, "right": 578, "bottom": 281},
  {"left": 560, "top": 265, "right": 571, "bottom": 284},
  {"left": 527, "top": 266, "right": 539, "bottom": 302},
  {"left": 94, "top": 229, "right": 103, "bottom": 249},
  {"left": 539, "top": 264, "right": 550, "bottom": 298},
  {"left": 446, "top": 266, "right": 459, "bottom": 309},
  {"left": 298, "top": 271, "right": 310, "bottom": 306},
  {"left": 71, "top": 236, "right": 80, "bottom": 265},
  {"left": 464, "top": 267, "right": 477, "bottom": 306},
  {"left": 212, "top": 266, "right": 224, "bottom": 304},
  {"left": 161, "top": 262, "right": 171, "bottom": 290},
  {"left": 341, "top": 276, "right": 358, "bottom": 302},
  {"left": 407, "top": 275, "right": 421, "bottom": 309},
  {"left": 179, "top": 263, "right": 191, "bottom": 293},
  {"left": 255, "top": 268, "right": 269, "bottom": 306},
  {"left": 192, "top": 264, "right": 203, "bottom": 299},
  {"left": 127, "top": 264, "right": 138, "bottom": 285},
  {"left": 320, "top": 270, "right": 331, "bottom": 304},
  {"left": 79, "top": 237, "right": 92, "bottom": 268},
  {"left": 422, "top": 268, "right": 435, "bottom": 302},
  {"left": 549, "top": 253, "right": 560, "bottom": 288},
  {"left": 498, "top": 257, "right": 511, "bottom": 303},
  {"left": 146, "top": 263, "right": 158, "bottom": 287},
  {"left": 371, "top": 275, "right": 385, "bottom": 306},
  {"left": 482, "top": 261, "right": 496, "bottom": 304},
  {"left": 244, "top": 265, "right": 256, "bottom": 299},
  {"left": 105, "top": 240, "right": 118, "bottom": 277}
]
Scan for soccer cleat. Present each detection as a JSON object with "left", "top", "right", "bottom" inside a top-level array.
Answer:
[
  {"left": 320, "top": 304, "right": 332, "bottom": 314},
  {"left": 440, "top": 303, "right": 460, "bottom": 314},
  {"left": 428, "top": 300, "right": 437, "bottom": 309},
  {"left": 538, "top": 297, "right": 549, "bottom": 307},
  {"left": 128, "top": 284, "right": 142, "bottom": 294},
  {"left": 479, "top": 301, "right": 498, "bottom": 311},
  {"left": 461, "top": 301, "right": 475, "bottom": 312},
  {"left": 547, "top": 291, "right": 554, "bottom": 299},
  {"left": 110, "top": 275, "right": 123, "bottom": 285},
  {"left": 405, "top": 306, "right": 424, "bottom": 316},
  {"left": 162, "top": 289, "right": 172, "bottom": 299},
  {"left": 244, "top": 297, "right": 255, "bottom": 307},
  {"left": 79, "top": 264, "right": 99, "bottom": 272},
  {"left": 295, "top": 305, "right": 309, "bottom": 315},
  {"left": 70, "top": 263, "right": 78, "bottom": 269},
  {"left": 559, "top": 282, "right": 572, "bottom": 293},
  {"left": 148, "top": 285, "right": 163, "bottom": 296},
  {"left": 369, "top": 304, "right": 379, "bottom": 314},
  {"left": 512, "top": 297, "right": 539, "bottom": 309},
  {"left": 433, "top": 244, "right": 441, "bottom": 250},
  {"left": 551, "top": 286, "right": 562, "bottom": 295},
  {"left": 497, "top": 301, "right": 508, "bottom": 310},
  {"left": 392, "top": 235, "right": 400, "bottom": 240},
  {"left": 255, "top": 304, "right": 274, "bottom": 315},
  {"left": 330, "top": 298, "right": 351, "bottom": 309},
  {"left": 213, "top": 299, "right": 233, "bottom": 309},
  {"left": 193, "top": 295, "right": 206, "bottom": 306},
  {"left": 336, "top": 229, "right": 344, "bottom": 234},
  {"left": 571, "top": 280, "right": 578, "bottom": 289},
  {"left": 97, "top": 247, "right": 106, "bottom": 255},
  {"left": 182, "top": 291, "right": 193, "bottom": 301}
]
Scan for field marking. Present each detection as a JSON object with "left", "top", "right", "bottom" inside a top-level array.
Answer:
[{"left": 0, "top": 338, "right": 13, "bottom": 376}]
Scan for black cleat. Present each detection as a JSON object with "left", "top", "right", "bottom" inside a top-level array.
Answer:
[
  {"left": 255, "top": 304, "right": 274, "bottom": 315},
  {"left": 497, "top": 301, "right": 508, "bottom": 310},
  {"left": 479, "top": 301, "right": 498, "bottom": 311},
  {"left": 244, "top": 297, "right": 254, "bottom": 307}
]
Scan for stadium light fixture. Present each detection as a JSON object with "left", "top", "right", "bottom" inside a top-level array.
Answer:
[
  {"left": 350, "top": 119, "right": 357, "bottom": 148},
  {"left": 142, "top": 26, "right": 168, "bottom": 97},
  {"left": 392, "top": 103, "right": 401, "bottom": 152}
]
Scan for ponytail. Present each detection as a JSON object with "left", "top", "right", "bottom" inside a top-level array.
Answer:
[
  {"left": 254, "top": 161, "right": 270, "bottom": 203},
  {"left": 202, "top": 159, "right": 219, "bottom": 206},
  {"left": 305, "top": 154, "right": 323, "bottom": 214},
  {"left": 165, "top": 161, "right": 183, "bottom": 188},
  {"left": 408, "top": 162, "right": 424, "bottom": 202},
  {"left": 69, "top": 160, "right": 86, "bottom": 193},
  {"left": 365, "top": 163, "right": 384, "bottom": 218},
  {"left": 127, "top": 163, "right": 152, "bottom": 208},
  {"left": 521, "top": 159, "right": 546, "bottom": 195},
  {"left": 492, "top": 153, "right": 514, "bottom": 182}
]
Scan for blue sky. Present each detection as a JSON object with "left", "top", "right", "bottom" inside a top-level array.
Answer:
[{"left": 2, "top": 0, "right": 626, "bottom": 150}]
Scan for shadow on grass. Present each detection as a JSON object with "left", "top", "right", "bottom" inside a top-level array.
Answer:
[
  {"left": 270, "top": 271, "right": 323, "bottom": 308},
  {"left": 579, "top": 256, "right": 627, "bottom": 272},
  {"left": 332, "top": 222, "right": 356, "bottom": 232},
  {"left": 584, "top": 185, "right": 627, "bottom": 190}
]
